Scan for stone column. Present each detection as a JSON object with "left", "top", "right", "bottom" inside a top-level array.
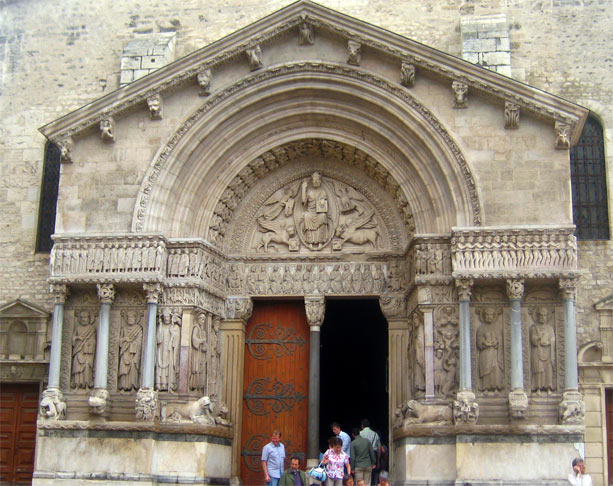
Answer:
[
  {"left": 506, "top": 279, "right": 528, "bottom": 418},
  {"left": 136, "top": 283, "right": 162, "bottom": 421},
  {"left": 417, "top": 286, "right": 435, "bottom": 400},
  {"left": 558, "top": 278, "right": 585, "bottom": 424},
  {"left": 222, "top": 296, "right": 253, "bottom": 486},
  {"left": 453, "top": 279, "right": 478, "bottom": 424},
  {"left": 304, "top": 295, "right": 325, "bottom": 466},
  {"left": 39, "top": 284, "right": 69, "bottom": 420},
  {"left": 89, "top": 283, "right": 115, "bottom": 416}
]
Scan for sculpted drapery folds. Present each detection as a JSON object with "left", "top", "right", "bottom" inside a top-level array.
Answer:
[
  {"left": 530, "top": 306, "right": 556, "bottom": 393},
  {"left": 189, "top": 311, "right": 208, "bottom": 392},
  {"left": 156, "top": 308, "right": 181, "bottom": 392},
  {"left": 207, "top": 315, "right": 222, "bottom": 400},
  {"left": 71, "top": 308, "right": 97, "bottom": 389},
  {"left": 118, "top": 309, "right": 143, "bottom": 392},
  {"left": 434, "top": 305, "right": 459, "bottom": 398},
  {"left": 300, "top": 171, "right": 330, "bottom": 249},
  {"left": 476, "top": 306, "right": 504, "bottom": 394}
]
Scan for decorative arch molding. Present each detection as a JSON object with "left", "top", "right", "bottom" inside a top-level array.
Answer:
[{"left": 132, "top": 62, "right": 482, "bottom": 241}]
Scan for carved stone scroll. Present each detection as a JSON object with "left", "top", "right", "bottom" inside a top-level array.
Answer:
[
  {"left": 504, "top": 101, "right": 520, "bottom": 129},
  {"left": 452, "top": 80, "right": 468, "bottom": 109}
]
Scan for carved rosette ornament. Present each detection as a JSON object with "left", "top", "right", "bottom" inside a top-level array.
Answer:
[
  {"left": 452, "top": 80, "right": 468, "bottom": 109},
  {"left": 299, "top": 22, "right": 314, "bottom": 45},
  {"left": 453, "top": 390, "right": 479, "bottom": 424},
  {"left": 379, "top": 293, "right": 408, "bottom": 320},
  {"left": 304, "top": 296, "right": 325, "bottom": 328},
  {"left": 143, "top": 282, "right": 163, "bottom": 304},
  {"left": 246, "top": 45, "right": 263, "bottom": 71},
  {"left": 197, "top": 69, "right": 212, "bottom": 96},
  {"left": 136, "top": 388, "right": 159, "bottom": 421},
  {"left": 50, "top": 283, "right": 69, "bottom": 304},
  {"left": 96, "top": 283, "right": 116, "bottom": 304},
  {"left": 455, "top": 279, "right": 473, "bottom": 302},
  {"left": 88, "top": 388, "right": 109, "bottom": 415},
  {"left": 400, "top": 61, "right": 415, "bottom": 88},
  {"left": 508, "top": 389, "right": 529, "bottom": 419},
  {"left": 559, "top": 390, "right": 585, "bottom": 424},
  {"left": 347, "top": 40, "right": 362, "bottom": 66},
  {"left": 99, "top": 117, "right": 115, "bottom": 142},
  {"left": 147, "top": 94, "right": 163, "bottom": 120},
  {"left": 225, "top": 296, "right": 253, "bottom": 321},
  {"left": 506, "top": 279, "right": 524, "bottom": 301},
  {"left": 554, "top": 120, "right": 571, "bottom": 150},
  {"left": 39, "top": 388, "right": 67, "bottom": 420},
  {"left": 504, "top": 101, "right": 520, "bottom": 129}
]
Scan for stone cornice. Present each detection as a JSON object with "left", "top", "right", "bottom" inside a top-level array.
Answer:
[{"left": 39, "top": 1, "right": 588, "bottom": 145}]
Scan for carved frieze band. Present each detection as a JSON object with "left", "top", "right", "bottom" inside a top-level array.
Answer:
[{"left": 451, "top": 226, "right": 578, "bottom": 278}]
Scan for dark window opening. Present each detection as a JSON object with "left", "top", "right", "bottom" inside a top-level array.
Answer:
[
  {"left": 36, "top": 142, "right": 61, "bottom": 253},
  {"left": 570, "top": 115, "right": 610, "bottom": 240}
]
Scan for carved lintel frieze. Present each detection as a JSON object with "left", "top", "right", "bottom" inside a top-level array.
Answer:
[
  {"left": 99, "top": 117, "right": 115, "bottom": 143},
  {"left": 246, "top": 45, "right": 263, "bottom": 71},
  {"left": 400, "top": 61, "right": 415, "bottom": 88},
  {"left": 559, "top": 277, "right": 577, "bottom": 300},
  {"left": 504, "top": 101, "right": 520, "bottom": 129},
  {"left": 379, "top": 292, "right": 408, "bottom": 320},
  {"left": 136, "top": 388, "right": 159, "bottom": 421},
  {"left": 50, "top": 283, "right": 70, "bottom": 304},
  {"left": 347, "top": 40, "right": 361, "bottom": 66},
  {"left": 506, "top": 279, "right": 524, "bottom": 301},
  {"left": 508, "top": 389, "right": 528, "bottom": 419},
  {"left": 96, "top": 283, "right": 116, "bottom": 304},
  {"left": 57, "top": 137, "right": 74, "bottom": 163},
  {"left": 455, "top": 279, "right": 473, "bottom": 301},
  {"left": 453, "top": 390, "right": 479, "bottom": 424},
  {"left": 147, "top": 94, "right": 163, "bottom": 120},
  {"left": 197, "top": 69, "right": 212, "bottom": 96},
  {"left": 225, "top": 296, "right": 253, "bottom": 321},
  {"left": 299, "top": 22, "right": 314, "bottom": 45},
  {"left": 554, "top": 120, "right": 571, "bottom": 150},
  {"left": 88, "top": 388, "right": 109, "bottom": 416},
  {"left": 559, "top": 390, "right": 585, "bottom": 424},
  {"left": 304, "top": 295, "right": 325, "bottom": 328},
  {"left": 143, "top": 283, "right": 163, "bottom": 304},
  {"left": 452, "top": 80, "right": 468, "bottom": 109},
  {"left": 39, "top": 387, "right": 66, "bottom": 420}
]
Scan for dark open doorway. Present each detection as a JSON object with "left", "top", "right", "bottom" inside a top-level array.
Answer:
[{"left": 319, "top": 299, "right": 388, "bottom": 453}]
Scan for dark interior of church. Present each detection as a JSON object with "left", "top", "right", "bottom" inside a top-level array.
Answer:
[{"left": 319, "top": 298, "right": 389, "bottom": 453}]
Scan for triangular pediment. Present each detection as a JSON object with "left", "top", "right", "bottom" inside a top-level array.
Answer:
[
  {"left": 595, "top": 295, "right": 613, "bottom": 311},
  {"left": 0, "top": 299, "right": 50, "bottom": 318},
  {"left": 40, "top": 0, "right": 587, "bottom": 148}
]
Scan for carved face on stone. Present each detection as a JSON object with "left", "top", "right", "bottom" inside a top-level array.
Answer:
[
  {"left": 197, "top": 312, "right": 206, "bottom": 327},
  {"left": 535, "top": 306, "right": 549, "bottom": 324},
  {"left": 161, "top": 308, "right": 172, "bottom": 324},
  {"left": 77, "top": 309, "right": 93, "bottom": 326},
  {"left": 125, "top": 310, "right": 138, "bottom": 326},
  {"left": 481, "top": 307, "right": 497, "bottom": 324},
  {"left": 311, "top": 172, "right": 322, "bottom": 188}
]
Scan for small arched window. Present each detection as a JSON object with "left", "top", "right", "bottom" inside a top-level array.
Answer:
[
  {"left": 36, "top": 141, "right": 62, "bottom": 252},
  {"left": 570, "top": 115, "right": 610, "bottom": 240}
]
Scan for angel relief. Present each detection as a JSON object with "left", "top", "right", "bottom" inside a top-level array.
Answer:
[{"left": 251, "top": 172, "right": 382, "bottom": 253}]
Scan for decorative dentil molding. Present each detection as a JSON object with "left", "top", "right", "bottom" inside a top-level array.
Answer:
[{"left": 304, "top": 295, "right": 325, "bottom": 327}]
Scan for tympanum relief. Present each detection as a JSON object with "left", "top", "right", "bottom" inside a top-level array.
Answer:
[{"left": 250, "top": 172, "right": 383, "bottom": 253}]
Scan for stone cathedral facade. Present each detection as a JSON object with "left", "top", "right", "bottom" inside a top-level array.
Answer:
[{"left": 0, "top": 1, "right": 611, "bottom": 485}]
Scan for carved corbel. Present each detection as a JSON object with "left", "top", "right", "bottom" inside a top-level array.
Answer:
[
  {"left": 225, "top": 296, "right": 253, "bottom": 321},
  {"left": 554, "top": 120, "right": 571, "bottom": 150},
  {"left": 305, "top": 295, "right": 325, "bottom": 328},
  {"left": 99, "top": 117, "right": 115, "bottom": 142},
  {"left": 143, "top": 282, "right": 163, "bottom": 304},
  {"left": 504, "top": 101, "right": 520, "bottom": 129},
  {"left": 96, "top": 283, "right": 116, "bottom": 304},
  {"left": 57, "top": 137, "right": 74, "bottom": 163},
  {"left": 455, "top": 278, "right": 473, "bottom": 302},
  {"left": 508, "top": 389, "right": 529, "bottom": 419},
  {"left": 88, "top": 388, "right": 109, "bottom": 415},
  {"left": 197, "top": 69, "right": 212, "bottom": 96},
  {"left": 506, "top": 279, "right": 524, "bottom": 301},
  {"left": 50, "top": 283, "right": 70, "bottom": 304},
  {"left": 347, "top": 40, "right": 362, "bottom": 66},
  {"left": 147, "top": 94, "right": 163, "bottom": 120},
  {"left": 400, "top": 61, "right": 415, "bottom": 88},
  {"left": 453, "top": 389, "right": 479, "bottom": 424},
  {"left": 246, "top": 45, "right": 263, "bottom": 71},
  {"left": 452, "top": 80, "right": 468, "bottom": 109},
  {"left": 379, "top": 293, "right": 408, "bottom": 320},
  {"left": 299, "top": 22, "right": 314, "bottom": 45},
  {"left": 136, "top": 388, "right": 159, "bottom": 421}
]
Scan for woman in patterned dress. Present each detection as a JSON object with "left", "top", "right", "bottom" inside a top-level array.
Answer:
[{"left": 322, "top": 436, "right": 351, "bottom": 486}]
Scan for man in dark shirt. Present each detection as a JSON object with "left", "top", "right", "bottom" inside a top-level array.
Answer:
[{"left": 280, "top": 456, "right": 308, "bottom": 486}]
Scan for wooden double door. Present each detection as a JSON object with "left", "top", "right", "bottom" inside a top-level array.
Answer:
[
  {"left": 240, "top": 301, "right": 309, "bottom": 485},
  {"left": 0, "top": 383, "right": 39, "bottom": 485}
]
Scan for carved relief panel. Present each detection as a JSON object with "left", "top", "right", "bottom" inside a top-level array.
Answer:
[
  {"left": 188, "top": 310, "right": 222, "bottom": 400},
  {"left": 155, "top": 307, "right": 182, "bottom": 392},
  {"left": 408, "top": 310, "right": 425, "bottom": 398},
  {"left": 433, "top": 303, "right": 459, "bottom": 398}
]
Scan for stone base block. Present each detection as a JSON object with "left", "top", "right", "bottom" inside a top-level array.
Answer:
[{"left": 393, "top": 440, "right": 456, "bottom": 483}]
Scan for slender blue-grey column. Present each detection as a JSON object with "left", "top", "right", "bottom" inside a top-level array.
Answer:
[
  {"left": 507, "top": 279, "right": 528, "bottom": 418},
  {"left": 48, "top": 284, "right": 69, "bottom": 388},
  {"left": 560, "top": 280, "right": 579, "bottom": 390},
  {"left": 305, "top": 295, "right": 325, "bottom": 464},
  {"left": 93, "top": 284, "right": 115, "bottom": 389},
  {"left": 457, "top": 280, "right": 473, "bottom": 391}
]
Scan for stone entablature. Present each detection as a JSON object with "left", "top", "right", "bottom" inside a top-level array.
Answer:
[{"left": 451, "top": 226, "right": 579, "bottom": 279}]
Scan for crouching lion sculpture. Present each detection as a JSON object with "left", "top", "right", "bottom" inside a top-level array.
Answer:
[{"left": 394, "top": 399, "right": 452, "bottom": 427}]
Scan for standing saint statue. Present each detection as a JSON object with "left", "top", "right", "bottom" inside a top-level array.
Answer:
[
  {"left": 476, "top": 306, "right": 504, "bottom": 394},
  {"left": 72, "top": 308, "right": 97, "bottom": 389},
  {"left": 530, "top": 306, "right": 556, "bottom": 393},
  {"left": 117, "top": 309, "right": 143, "bottom": 391},
  {"left": 207, "top": 316, "right": 222, "bottom": 400},
  {"left": 156, "top": 308, "right": 181, "bottom": 392},
  {"left": 300, "top": 172, "right": 330, "bottom": 249},
  {"left": 189, "top": 311, "right": 208, "bottom": 392}
]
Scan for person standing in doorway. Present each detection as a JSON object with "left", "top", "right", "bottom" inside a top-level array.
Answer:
[
  {"left": 568, "top": 458, "right": 592, "bottom": 486},
  {"left": 331, "top": 422, "right": 351, "bottom": 458},
  {"left": 350, "top": 427, "right": 375, "bottom": 486},
  {"left": 322, "top": 436, "right": 351, "bottom": 486},
  {"left": 262, "top": 429, "right": 286, "bottom": 486}
]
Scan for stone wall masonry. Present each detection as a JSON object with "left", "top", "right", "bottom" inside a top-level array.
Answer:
[{"left": 461, "top": 14, "right": 512, "bottom": 77}]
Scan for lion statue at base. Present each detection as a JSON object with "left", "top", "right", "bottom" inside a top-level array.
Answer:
[
  {"left": 394, "top": 399, "right": 452, "bottom": 426},
  {"left": 164, "top": 396, "right": 216, "bottom": 424},
  {"left": 39, "top": 394, "right": 66, "bottom": 420}
]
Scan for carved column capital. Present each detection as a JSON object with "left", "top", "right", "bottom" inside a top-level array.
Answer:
[
  {"left": 504, "top": 101, "right": 520, "bottom": 129},
  {"left": 455, "top": 279, "right": 473, "bottom": 301},
  {"left": 379, "top": 293, "right": 408, "bottom": 320},
  {"left": 143, "top": 283, "right": 163, "bottom": 304},
  {"left": 50, "top": 283, "right": 70, "bottom": 304},
  {"left": 506, "top": 279, "right": 525, "bottom": 301},
  {"left": 304, "top": 295, "right": 325, "bottom": 328},
  {"left": 225, "top": 296, "right": 253, "bottom": 321},
  {"left": 96, "top": 283, "right": 116, "bottom": 304},
  {"left": 136, "top": 388, "right": 159, "bottom": 421},
  {"left": 559, "top": 278, "right": 577, "bottom": 300}
]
